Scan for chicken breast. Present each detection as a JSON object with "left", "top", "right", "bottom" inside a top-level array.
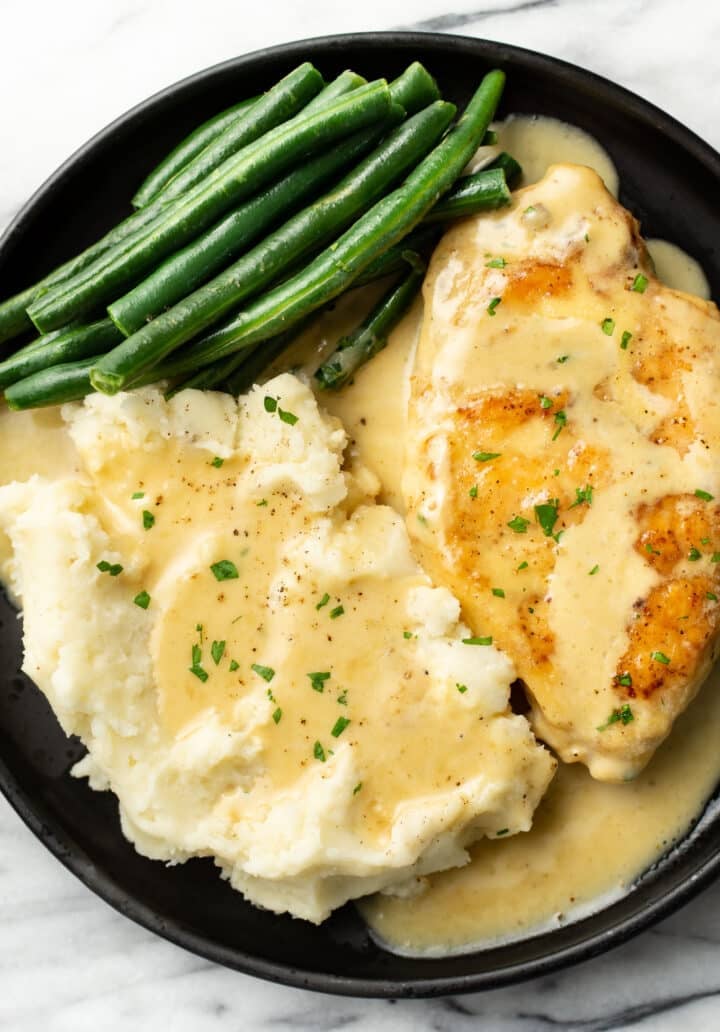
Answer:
[{"left": 404, "top": 164, "right": 720, "bottom": 781}]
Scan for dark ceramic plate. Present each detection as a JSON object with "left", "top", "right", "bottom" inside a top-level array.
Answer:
[{"left": 1, "top": 32, "right": 719, "bottom": 998}]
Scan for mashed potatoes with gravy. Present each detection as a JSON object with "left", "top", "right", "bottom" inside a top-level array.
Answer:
[{"left": 0, "top": 376, "right": 554, "bottom": 923}]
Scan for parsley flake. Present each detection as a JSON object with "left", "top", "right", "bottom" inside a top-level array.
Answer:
[
  {"left": 330, "top": 605, "right": 344, "bottom": 619},
  {"left": 496, "top": 828, "right": 510, "bottom": 836},
  {"left": 142, "top": 510, "right": 155, "bottom": 530},
  {"left": 517, "top": 561, "right": 529, "bottom": 571},
  {"left": 210, "top": 456, "right": 224, "bottom": 468},
  {"left": 331, "top": 716, "right": 350, "bottom": 738},
  {"left": 337, "top": 689, "right": 348, "bottom": 705},
  {"left": 256, "top": 498, "right": 268, "bottom": 507},
  {"left": 210, "top": 559, "right": 239, "bottom": 581},
  {"left": 133, "top": 590, "right": 151, "bottom": 609},
  {"left": 189, "top": 665, "right": 208, "bottom": 683},
  {"left": 352, "top": 782, "right": 363, "bottom": 795},
  {"left": 508, "top": 515, "right": 530, "bottom": 534},
  {"left": 601, "top": 317, "right": 615, "bottom": 336},
  {"left": 540, "top": 395, "right": 553, "bottom": 409},
  {"left": 492, "top": 587, "right": 505, "bottom": 598},
  {"left": 131, "top": 491, "right": 144, "bottom": 500},
  {"left": 456, "top": 683, "right": 468, "bottom": 694},
  {"left": 651, "top": 650, "right": 670, "bottom": 665},
  {"left": 695, "top": 489, "right": 714, "bottom": 502},
  {"left": 313, "top": 741, "right": 326, "bottom": 762},
  {"left": 278, "top": 407, "right": 299, "bottom": 426},
  {"left": 251, "top": 663, "right": 275, "bottom": 682},
  {"left": 211, "top": 640, "right": 226, "bottom": 665},
  {"left": 598, "top": 703, "right": 634, "bottom": 731},
  {"left": 97, "top": 560, "right": 123, "bottom": 577},
  {"left": 570, "top": 484, "right": 594, "bottom": 508},
  {"left": 469, "top": 484, "right": 478, "bottom": 498},
  {"left": 707, "top": 592, "right": 718, "bottom": 602},
  {"left": 616, "top": 673, "right": 633, "bottom": 688},
  {"left": 316, "top": 593, "right": 330, "bottom": 610},
  {"left": 534, "top": 500, "right": 559, "bottom": 537},
  {"left": 403, "top": 630, "right": 414, "bottom": 639},
  {"left": 688, "top": 547, "right": 702, "bottom": 562},
  {"left": 486, "top": 257, "right": 506, "bottom": 268},
  {"left": 631, "top": 273, "right": 648, "bottom": 293},
  {"left": 620, "top": 330, "right": 632, "bottom": 350},
  {"left": 272, "top": 707, "right": 282, "bottom": 724},
  {"left": 713, "top": 553, "right": 720, "bottom": 563},
  {"left": 552, "top": 410, "right": 567, "bottom": 440},
  {"left": 487, "top": 297, "right": 502, "bottom": 316},
  {"left": 557, "top": 355, "right": 569, "bottom": 364},
  {"left": 308, "top": 671, "right": 331, "bottom": 692},
  {"left": 229, "top": 660, "right": 239, "bottom": 672},
  {"left": 264, "top": 396, "right": 277, "bottom": 413},
  {"left": 462, "top": 636, "right": 493, "bottom": 646},
  {"left": 473, "top": 451, "right": 501, "bottom": 462},
  {"left": 588, "top": 564, "right": 599, "bottom": 576}
]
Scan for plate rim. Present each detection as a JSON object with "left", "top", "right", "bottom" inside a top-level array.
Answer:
[{"left": 1, "top": 29, "right": 720, "bottom": 998}]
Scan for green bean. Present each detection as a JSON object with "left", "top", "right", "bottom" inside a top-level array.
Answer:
[
  {"left": 29, "top": 80, "right": 393, "bottom": 333},
  {"left": 487, "top": 150, "right": 522, "bottom": 186},
  {"left": 90, "top": 99, "right": 455, "bottom": 393},
  {"left": 0, "top": 318, "right": 122, "bottom": 390},
  {"left": 131, "top": 95, "right": 260, "bottom": 209},
  {"left": 0, "top": 62, "right": 325, "bottom": 343},
  {"left": 315, "top": 254, "right": 426, "bottom": 390},
  {"left": 424, "top": 167, "right": 510, "bottom": 221},
  {"left": 132, "top": 70, "right": 505, "bottom": 380},
  {"left": 5, "top": 356, "right": 100, "bottom": 409}
]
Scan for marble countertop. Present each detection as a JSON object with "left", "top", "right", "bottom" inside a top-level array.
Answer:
[{"left": 1, "top": 1, "right": 719, "bottom": 1028}]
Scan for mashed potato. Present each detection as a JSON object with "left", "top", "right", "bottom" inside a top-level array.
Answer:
[{"left": 0, "top": 375, "right": 555, "bottom": 923}]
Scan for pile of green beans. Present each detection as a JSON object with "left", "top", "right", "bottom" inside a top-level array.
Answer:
[{"left": 0, "top": 61, "right": 518, "bottom": 410}]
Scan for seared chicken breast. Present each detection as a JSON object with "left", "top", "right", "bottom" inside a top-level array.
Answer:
[{"left": 404, "top": 164, "right": 720, "bottom": 781}]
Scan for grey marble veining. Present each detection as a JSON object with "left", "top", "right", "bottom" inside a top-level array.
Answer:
[{"left": 1, "top": 1, "right": 719, "bottom": 1029}]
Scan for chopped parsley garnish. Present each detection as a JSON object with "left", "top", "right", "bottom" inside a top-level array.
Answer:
[
  {"left": 308, "top": 671, "right": 331, "bottom": 692},
  {"left": 620, "top": 330, "right": 632, "bottom": 350},
  {"left": 645, "top": 542, "right": 661, "bottom": 556},
  {"left": 539, "top": 395, "right": 553, "bottom": 410},
  {"left": 487, "top": 297, "right": 502, "bottom": 316},
  {"left": 210, "top": 559, "right": 239, "bottom": 581},
  {"left": 508, "top": 515, "right": 530, "bottom": 534},
  {"left": 557, "top": 354, "right": 569, "bottom": 364},
  {"left": 528, "top": 606, "right": 535, "bottom": 614},
  {"left": 616, "top": 673, "right": 633, "bottom": 688},
  {"left": 313, "top": 741, "right": 326, "bottom": 762},
  {"left": 707, "top": 592, "right": 718, "bottom": 602},
  {"left": 403, "top": 630, "right": 414, "bottom": 639},
  {"left": 534, "top": 500, "right": 559, "bottom": 537},
  {"left": 278, "top": 407, "right": 298, "bottom": 426},
  {"left": 651, "top": 650, "right": 670, "bottom": 665},
  {"left": 486, "top": 257, "right": 506, "bottom": 268},
  {"left": 688, "top": 547, "right": 702, "bottom": 562},
  {"left": 316, "top": 592, "right": 330, "bottom": 610},
  {"left": 631, "top": 273, "right": 648, "bottom": 293},
  {"left": 256, "top": 499, "right": 268, "bottom": 507},
  {"left": 695, "top": 489, "right": 714, "bottom": 502},
  {"left": 229, "top": 660, "right": 239, "bottom": 672},
  {"left": 473, "top": 451, "right": 501, "bottom": 462},
  {"left": 588, "top": 564, "right": 599, "bottom": 576},
  {"left": 598, "top": 703, "right": 634, "bottom": 731},
  {"left": 469, "top": 484, "right": 478, "bottom": 499},
  {"left": 272, "top": 707, "right": 282, "bottom": 724},
  {"left": 196, "top": 623, "right": 204, "bottom": 640},
  {"left": 131, "top": 491, "right": 144, "bottom": 500},
  {"left": 330, "top": 605, "right": 345, "bottom": 619},
  {"left": 570, "top": 484, "right": 593, "bottom": 508},
  {"left": 133, "top": 590, "right": 151, "bottom": 609},
  {"left": 211, "top": 640, "right": 226, "bottom": 665},
  {"left": 210, "top": 456, "right": 224, "bottom": 468},
  {"left": 552, "top": 410, "right": 567, "bottom": 440},
  {"left": 353, "top": 782, "right": 363, "bottom": 795},
  {"left": 456, "top": 683, "right": 468, "bottom": 694},
  {"left": 496, "top": 828, "right": 510, "bottom": 836},
  {"left": 462, "top": 636, "right": 493, "bottom": 646},
  {"left": 96, "top": 560, "right": 123, "bottom": 577},
  {"left": 517, "top": 561, "right": 529, "bottom": 571},
  {"left": 142, "top": 509, "right": 155, "bottom": 530},
  {"left": 337, "top": 689, "right": 348, "bottom": 705},
  {"left": 492, "top": 587, "right": 505, "bottom": 598},
  {"left": 251, "top": 663, "right": 275, "bottom": 682},
  {"left": 331, "top": 716, "right": 351, "bottom": 738},
  {"left": 702, "top": 537, "right": 711, "bottom": 545},
  {"left": 189, "top": 665, "right": 208, "bottom": 683},
  {"left": 191, "top": 643, "right": 202, "bottom": 667},
  {"left": 524, "top": 205, "right": 536, "bottom": 215},
  {"left": 713, "top": 553, "right": 720, "bottom": 564},
  {"left": 553, "top": 468, "right": 560, "bottom": 476},
  {"left": 601, "top": 317, "right": 615, "bottom": 336},
  {"left": 263, "top": 396, "right": 277, "bottom": 413}
]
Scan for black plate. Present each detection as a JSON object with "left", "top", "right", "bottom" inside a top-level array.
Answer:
[{"left": 1, "top": 32, "right": 720, "bottom": 999}]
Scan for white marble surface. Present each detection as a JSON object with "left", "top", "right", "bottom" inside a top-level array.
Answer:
[{"left": 1, "top": 0, "right": 720, "bottom": 1028}]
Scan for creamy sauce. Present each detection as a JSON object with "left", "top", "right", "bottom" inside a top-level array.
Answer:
[
  {"left": 0, "top": 114, "right": 716, "bottom": 954},
  {"left": 647, "top": 238, "right": 711, "bottom": 299}
]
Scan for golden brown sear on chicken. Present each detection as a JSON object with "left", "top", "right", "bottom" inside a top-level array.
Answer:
[{"left": 404, "top": 164, "right": 720, "bottom": 781}]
